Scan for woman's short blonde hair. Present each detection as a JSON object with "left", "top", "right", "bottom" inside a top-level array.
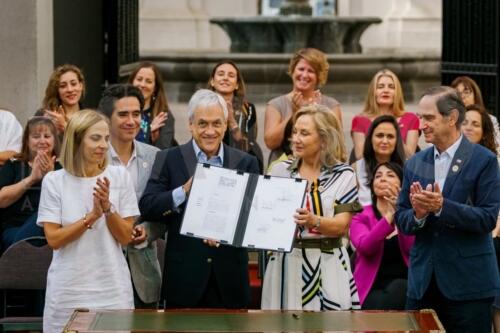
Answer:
[
  {"left": 293, "top": 104, "right": 347, "bottom": 166},
  {"left": 288, "top": 48, "right": 329, "bottom": 87},
  {"left": 363, "top": 69, "right": 405, "bottom": 118},
  {"left": 60, "top": 109, "right": 109, "bottom": 177}
]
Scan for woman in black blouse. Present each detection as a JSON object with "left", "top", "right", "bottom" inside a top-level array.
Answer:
[
  {"left": 128, "top": 62, "right": 176, "bottom": 149},
  {"left": 0, "top": 117, "right": 61, "bottom": 250}
]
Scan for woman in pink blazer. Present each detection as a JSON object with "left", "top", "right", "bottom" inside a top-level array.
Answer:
[{"left": 350, "top": 162, "right": 414, "bottom": 309}]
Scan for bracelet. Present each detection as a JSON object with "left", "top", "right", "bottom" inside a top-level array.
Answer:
[{"left": 83, "top": 213, "right": 92, "bottom": 229}]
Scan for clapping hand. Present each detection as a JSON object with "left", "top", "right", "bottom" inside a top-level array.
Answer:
[
  {"left": 150, "top": 112, "right": 168, "bottom": 143},
  {"left": 409, "top": 182, "right": 428, "bottom": 219},
  {"left": 29, "top": 155, "right": 44, "bottom": 183},
  {"left": 94, "top": 177, "right": 111, "bottom": 213},
  {"left": 30, "top": 151, "right": 55, "bottom": 183},
  {"left": 86, "top": 193, "right": 104, "bottom": 228},
  {"left": 37, "top": 150, "right": 56, "bottom": 176},
  {"left": 226, "top": 101, "right": 242, "bottom": 141},
  {"left": 410, "top": 182, "right": 443, "bottom": 219},
  {"left": 291, "top": 90, "right": 322, "bottom": 112},
  {"left": 382, "top": 183, "right": 400, "bottom": 223},
  {"left": 45, "top": 105, "right": 67, "bottom": 133}
]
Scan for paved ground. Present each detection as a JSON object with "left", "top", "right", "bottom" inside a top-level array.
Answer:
[{"left": 169, "top": 101, "right": 423, "bottom": 169}]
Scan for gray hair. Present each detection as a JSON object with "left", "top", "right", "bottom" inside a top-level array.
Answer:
[
  {"left": 421, "top": 86, "right": 465, "bottom": 129},
  {"left": 187, "top": 89, "right": 228, "bottom": 121}
]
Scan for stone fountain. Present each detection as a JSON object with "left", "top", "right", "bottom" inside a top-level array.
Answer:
[
  {"left": 142, "top": 0, "right": 439, "bottom": 103},
  {"left": 210, "top": 0, "right": 381, "bottom": 54}
]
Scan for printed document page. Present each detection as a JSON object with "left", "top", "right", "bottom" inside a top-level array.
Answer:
[
  {"left": 242, "top": 176, "right": 306, "bottom": 251},
  {"left": 180, "top": 164, "right": 249, "bottom": 243}
]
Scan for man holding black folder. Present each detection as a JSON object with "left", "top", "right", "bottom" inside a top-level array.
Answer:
[{"left": 140, "top": 89, "right": 259, "bottom": 308}]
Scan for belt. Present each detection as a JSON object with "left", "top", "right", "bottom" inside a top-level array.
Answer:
[{"left": 293, "top": 238, "right": 342, "bottom": 251}]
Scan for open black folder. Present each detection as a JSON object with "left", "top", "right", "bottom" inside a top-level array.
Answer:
[{"left": 180, "top": 163, "right": 307, "bottom": 252}]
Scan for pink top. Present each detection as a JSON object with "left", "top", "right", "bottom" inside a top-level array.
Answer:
[
  {"left": 351, "top": 112, "right": 420, "bottom": 143},
  {"left": 350, "top": 205, "right": 414, "bottom": 305}
]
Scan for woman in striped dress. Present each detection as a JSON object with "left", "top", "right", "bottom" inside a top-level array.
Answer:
[{"left": 261, "top": 104, "right": 361, "bottom": 311}]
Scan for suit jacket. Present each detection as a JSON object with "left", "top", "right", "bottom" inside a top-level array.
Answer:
[
  {"left": 139, "top": 140, "right": 260, "bottom": 308},
  {"left": 395, "top": 138, "right": 500, "bottom": 301},
  {"left": 114, "top": 141, "right": 165, "bottom": 304},
  {"left": 350, "top": 205, "right": 414, "bottom": 304}
]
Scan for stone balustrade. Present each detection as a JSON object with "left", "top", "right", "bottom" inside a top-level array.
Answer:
[{"left": 133, "top": 52, "right": 440, "bottom": 103}]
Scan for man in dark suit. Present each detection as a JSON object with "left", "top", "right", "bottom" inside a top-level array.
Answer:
[
  {"left": 395, "top": 86, "right": 500, "bottom": 332},
  {"left": 139, "top": 89, "right": 259, "bottom": 309}
]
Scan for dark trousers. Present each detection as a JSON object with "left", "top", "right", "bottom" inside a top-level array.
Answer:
[
  {"left": 362, "top": 278, "right": 407, "bottom": 310},
  {"left": 164, "top": 270, "right": 223, "bottom": 309},
  {"left": 406, "top": 274, "right": 494, "bottom": 333},
  {"left": 197, "top": 271, "right": 223, "bottom": 308}
]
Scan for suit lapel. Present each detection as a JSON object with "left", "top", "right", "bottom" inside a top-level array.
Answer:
[
  {"left": 180, "top": 140, "right": 198, "bottom": 177},
  {"left": 135, "top": 143, "right": 148, "bottom": 192},
  {"left": 222, "top": 144, "right": 241, "bottom": 169},
  {"left": 415, "top": 147, "right": 435, "bottom": 187},
  {"left": 442, "top": 138, "right": 473, "bottom": 197}
]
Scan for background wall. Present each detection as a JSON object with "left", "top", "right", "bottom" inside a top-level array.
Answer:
[
  {"left": 0, "top": 0, "right": 53, "bottom": 125},
  {"left": 139, "top": 0, "right": 258, "bottom": 55}
]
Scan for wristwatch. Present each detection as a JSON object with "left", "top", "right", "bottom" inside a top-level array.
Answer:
[
  {"left": 104, "top": 203, "right": 116, "bottom": 217},
  {"left": 314, "top": 216, "right": 321, "bottom": 229}
]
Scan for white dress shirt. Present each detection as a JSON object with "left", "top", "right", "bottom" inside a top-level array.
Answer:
[{"left": 108, "top": 142, "right": 139, "bottom": 192}]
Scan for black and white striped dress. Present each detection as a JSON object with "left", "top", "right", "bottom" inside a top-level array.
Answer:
[{"left": 261, "top": 159, "right": 361, "bottom": 310}]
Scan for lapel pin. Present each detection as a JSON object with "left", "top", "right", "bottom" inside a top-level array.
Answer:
[
  {"left": 451, "top": 165, "right": 459, "bottom": 172},
  {"left": 456, "top": 159, "right": 462, "bottom": 164}
]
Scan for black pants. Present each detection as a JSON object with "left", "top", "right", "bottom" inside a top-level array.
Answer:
[
  {"left": 362, "top": 278, "right": 407, "bottom": 310},
  {"left": 406, "top": 275, "right": 494, "bottom": 333},
  {"left": 197, "top": 271, "right": 223, "bottom": 308},
  {"left": 164, "top": 271, "right": 224, "bottom": 309}
]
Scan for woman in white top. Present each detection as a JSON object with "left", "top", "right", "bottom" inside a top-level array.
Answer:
[
  {"left": 37, "top": 110, "right": 139, "bottom": 332},
  {"left": 353, "top": 115, "right": 405, "bottom": 207}
]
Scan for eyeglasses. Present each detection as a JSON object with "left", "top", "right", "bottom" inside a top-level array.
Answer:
[{"left": 457, "top": 89, "right": 472, "bottom": 98}]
